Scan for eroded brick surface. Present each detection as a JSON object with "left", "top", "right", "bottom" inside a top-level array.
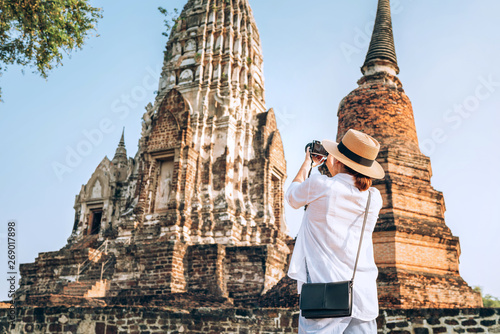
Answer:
[
  {"left": 336, "top": 70, "right": 481, "bottom": 308},
  {"left": 2, "top": 307, "right": 499, "bottom": 333}
]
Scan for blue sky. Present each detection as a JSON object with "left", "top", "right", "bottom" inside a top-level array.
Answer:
[{"left": 1, "top": 0, "right": 500, "bottom": 301}]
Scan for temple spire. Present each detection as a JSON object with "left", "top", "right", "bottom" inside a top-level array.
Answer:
[
  {"left": 119, "top": 127, "right": 125, "bottom": 147},
  {"left": 361, "top": 0, "right": 400, "bottom": 76},
  {"left": 112, "top": 128, "right": 127, "bottom": 164}
]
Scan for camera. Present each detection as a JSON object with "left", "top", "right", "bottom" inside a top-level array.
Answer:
[{"left": 305, "top": 140, "right": 329, "bottom": 157}]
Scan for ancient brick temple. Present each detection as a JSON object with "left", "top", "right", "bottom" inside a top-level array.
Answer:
[
  {"left": 15, "top": 0, "right": 481, "bottom": 316},
  {"left": 17, "top": 0, "right": 291, "bottom": 307},
  {"left": 335, "top": 0, "right": 482, "bottom": 308}
]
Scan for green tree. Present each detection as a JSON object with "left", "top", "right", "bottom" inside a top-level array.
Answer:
[
  {"left": 0, "top": 0, "right": 102, "bottom": 100},
  {"left": 158, "top": 6, "right": 179, "bottom": 38},
  {"left": 158, "top": 6, "right": 180, "bottom": 62},
  {"left": 473, "top": 286, "right": 500, "bottom": 308}
]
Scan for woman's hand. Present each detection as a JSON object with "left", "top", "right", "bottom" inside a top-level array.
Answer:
[
  {"left": 304, "top": 147, "right": 312, "bottom": 164},
  {"left": 311, "top": 154, "right": 325, "bottom": 167}
]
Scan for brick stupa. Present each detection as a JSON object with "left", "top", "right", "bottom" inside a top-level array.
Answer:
[
  {"left": 336, "top": 0, "right": 482, "bottom": 308},
  {"left": 17, "top": 0, "right": 292, "bottom": 307}
]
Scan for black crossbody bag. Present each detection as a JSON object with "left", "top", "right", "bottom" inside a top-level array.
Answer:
[{"left": 299, "top": 191, "right": 372, "bottom": 319}]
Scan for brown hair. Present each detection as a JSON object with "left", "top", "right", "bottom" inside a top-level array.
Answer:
[{"left": 343, "top": 164, "right": 372, "bottom": 191}]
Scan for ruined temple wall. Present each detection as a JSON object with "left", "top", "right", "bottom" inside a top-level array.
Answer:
[
  {"left": 373, "top": 232, "right": 460, "bottom": 275},
  {"left": 2, "top": 307, "right": 500, "bottom": 334},
  {"left": 18, "top": 241, "right": 114, "bottom": 298},
  {"left": 186, "top": 244, "right": 227, "bottom": 297},
  {"left": 67, "top": 242, "right": 290, "bottom": 305},
  {"left": 377, "top": 269, "right": 483, "bottom": 309},
  {"left": 107, "top": 241, "right": 188, "bottom": 297},
  {"left": 334, "top": 73, "right": 481, "bottom": 307},
  {"left": 337, "top": 75, "right": 420, "bottom": 153},
  {"left": 224, "top": 245, "right": 288, "bottom": 305}
]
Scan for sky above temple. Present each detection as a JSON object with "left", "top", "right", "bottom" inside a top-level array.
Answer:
[{"left": 1, "top": 0, "right": 500, "bottom": 301}]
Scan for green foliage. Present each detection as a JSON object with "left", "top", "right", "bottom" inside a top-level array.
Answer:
[
  {"left": 158, "top": 7, "right": 179, "bottom": 39},
  {"left": 158, "top": 7, "right": 181, "bottom": 62},
  {"left": 473, "top": 286, "right": 500, "bottom": 308},
  {"left": 484, "top": 295, "right": 500, "bottom": 308},
  {"left": 0, "top": 0, "right": 102, "bottom": 100}
]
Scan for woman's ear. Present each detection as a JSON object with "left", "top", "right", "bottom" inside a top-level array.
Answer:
[
  {"left": 333, "top": 159, "right": 346, "bottom": 175},
  {"left": 326, "top": 155, "right": 337, "bottom": 176}
]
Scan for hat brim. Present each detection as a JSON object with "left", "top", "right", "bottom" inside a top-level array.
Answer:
[{"left": 322, "top": 139, "right": 385, "bottom": 179}]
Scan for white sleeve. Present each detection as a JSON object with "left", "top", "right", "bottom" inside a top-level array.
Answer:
[{"left": 285, "top": 175, "right": 325, "bottom": 209}]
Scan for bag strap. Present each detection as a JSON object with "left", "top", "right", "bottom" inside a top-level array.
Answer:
[
  {"left": 305, "top": 258, "right": 311, "bottom": 283},
  {"left": 351, "top": 191, "right": 371, "bottom": 282},
  {"left": 305, "top": 191, "right": 372, "bottom": 284}
]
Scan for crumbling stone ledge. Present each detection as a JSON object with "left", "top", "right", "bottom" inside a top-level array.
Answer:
[
  {"left": 1, "top": 306, "right": 298, "bottom": 334},
  {"left": 1, "top": 306, "right": 499, "bottom": 333},
  {"left": 377, "top": 308, "right": 500, "bottom": 333}
]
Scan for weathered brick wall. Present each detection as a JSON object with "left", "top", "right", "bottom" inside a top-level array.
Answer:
[
  {"left": 377, "top": 308, "right": 500, "bottom": 333},
  {"left": 107, "top": 240, "right": 188, "bottom": 297},
  {"left": 2, "top": 307, "right": 499, "bottom": 334},
  {"left": 336, "top": 72, "right": 420, "bottom": 153},
  {"left": 369, "top": 148, "right": 481, "bottom": 308},
  {"left": 377, "top": 269, "right": 483, "bottom": 309},
  {"left": 262, "top": 245, "right": 289, "bottom": 294},
  {"left": 135, "top": 88, "right": 196, "bottom": 234},
  {"left": 0, "top": 306, "right": 299, "bottom": 334},
  {"left": 225, "top": 246, "right": 269, "bottom": 305},
  {"left": 251, "top": 109, "right": 289, "bottom": 244},
  {"left": 145, "top": 89, "right": 190, "bottom": 153},
  {"left": 18, "top": 240, "right": 113, "bottom": 298},
  {"left": 334, "top": 68, "right": 481, "bottom": 307},
  {"left": 186, "top": 244, "right": 227, "bottom": 297}
]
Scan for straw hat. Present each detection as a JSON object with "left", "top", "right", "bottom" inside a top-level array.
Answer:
[{"left": 322, "top": 129, "right": 385, "bottom": 179}]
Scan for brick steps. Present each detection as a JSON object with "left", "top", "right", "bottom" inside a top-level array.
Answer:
[
  {"left": 62, "top": 279, "right": 110, "bottom": 298},
  {"left": 76, "top": 249, "right": 116, "bottom": 282},
  {"left": 85, "top": 280, "right": 110, "bottom": 298},
  {"left": 63, "top": 281, "right": 94, "bottom": 296}
]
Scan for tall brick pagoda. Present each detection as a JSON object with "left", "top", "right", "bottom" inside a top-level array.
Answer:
[
  {"left": 336, "top": 0, "right": 482, "bottom": 308},
  {"left": 17, "top": 0, "right": 291, "bottom": 306}
]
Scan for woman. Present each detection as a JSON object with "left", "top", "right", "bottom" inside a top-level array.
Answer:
[{"left": 286, "top": 129, "right": 385, "bottom": 334}]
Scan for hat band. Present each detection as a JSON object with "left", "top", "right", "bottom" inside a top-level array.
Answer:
[{"left": 337, "top": 141, "right": 375, "bottom": 167}]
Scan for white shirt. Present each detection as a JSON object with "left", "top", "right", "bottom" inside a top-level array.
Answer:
[{"left": 286, "top": 173, "right": 383, "bottom": 322}]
